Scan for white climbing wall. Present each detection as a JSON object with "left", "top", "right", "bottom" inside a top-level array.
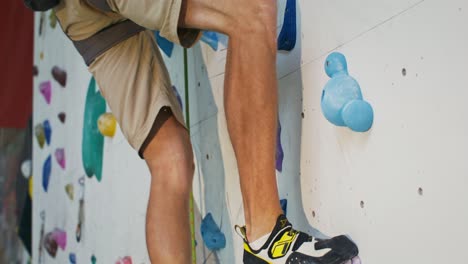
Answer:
[
  {"left": 33, "top": 0, "right": 468, "bottom": 263},
  {"left": 189, "top": 0, "right": 468, "bottom": 263}
]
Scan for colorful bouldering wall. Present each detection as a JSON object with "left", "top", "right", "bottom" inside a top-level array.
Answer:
[{"left": 33, "top": 0, "right": 468, "bottom": 264}]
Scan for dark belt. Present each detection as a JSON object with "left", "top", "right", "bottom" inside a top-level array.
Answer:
[{"left": 72, "top": 19, "right": 145, "bottom": 66}]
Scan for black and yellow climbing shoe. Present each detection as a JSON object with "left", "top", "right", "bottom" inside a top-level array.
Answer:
[{"left": 236, "top": 214, "right": 360, "bottom": 264}]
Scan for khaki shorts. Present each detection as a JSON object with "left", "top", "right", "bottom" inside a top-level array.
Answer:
[{"left": 58, "top": 0, "right": 201, "bottom": 155}]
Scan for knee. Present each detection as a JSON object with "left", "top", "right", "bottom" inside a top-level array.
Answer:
[
  {"left": 144, "top": 119, "right": 195, "bottom": 196},
  {"left": 241, "top": 1, "right": 277, "bottom": 30},
  {"left": 229, "top": 1, "right": 277, "bottom": 44},
  {"left": 150, "top": 140, "right": 195, "bottom": 196}
]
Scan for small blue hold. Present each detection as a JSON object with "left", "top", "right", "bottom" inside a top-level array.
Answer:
[
  {"left": 200, "top": 213, "right": 226, "bottom": 250},
  {"left": 200, "top": 31, "right": 219, "bottom": 51},
  {"left": 277, "top": 0, "right": 297, "bottom": 51},
  {"left": 43, "top": 120, "right": 52, "bottom": 145},
  {"left": 280, "top": 199, "right": 288, "bottom": 215},
  {"left": 42, "top": 155, "right": 52, "bottom": 192},
  {"left": 275, "top": 118, "right": 284, "bottom": 172},
  {"left": 321, "top": 52, "right": 374, "bottom": 132},
  {"left": 155, "top": 31, "right": 174, "bottom": 57},
  {"left": 172, "top": 86, "right": 183, "bottom": 110},
  {"left": 69, "top": 253, "right": 76, "bottom": 264}
]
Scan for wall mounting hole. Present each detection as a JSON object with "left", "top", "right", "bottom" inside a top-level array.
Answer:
[
  {"left": 402, "top": 68, "right": 407, "bottom": 76},
  {"left": 301, "top": 112, "right": 305, "bottom": 119},
  {"left": 206, "top": 154, "right": 210, "bottom": 160},
  {"left": 418, "top": 187, "right": 423, "bottom": 196},
  {"left": 312, "top": 211, "right": 316, "bottom": 218},
  {"left": 360, "top": 201, "right": 365, "bottom": 208}
]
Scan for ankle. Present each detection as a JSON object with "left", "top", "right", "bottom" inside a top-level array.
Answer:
[{"left": 246, "top": 211, "right": 282, "bottom": 242}]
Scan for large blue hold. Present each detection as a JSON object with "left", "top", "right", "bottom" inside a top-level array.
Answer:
[
  {"left": 200, "top": 213, "right": 226, "bottom": 250},
  {"left": 43, "top": 120, "right": 52, "bottom": 145},
  {"left": 42, "top": 155, "right": 52, "bottom": 192},
  {"left": 200, "top": 31, "right": 219, "bottom": 51},
  {"left": 277, "top": 0, "right": 297, "bottom": 51},
  {"left": 155, "top": 31, "right": 174, "bottom": 57},
  {"left": 321, "top": 52, "right": 374, "bottom": 132}
]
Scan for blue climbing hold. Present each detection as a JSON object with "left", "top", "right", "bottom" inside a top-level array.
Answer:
[
  {"left": 277, "top": 0, "right": 297, "bottom": 51},
  {"left": 200, "top": 31, "right": 219, "bottom": 51},
  {"left": 42, "top": 155, "right": 52, "bottom": 192},
  {"left": 43, "top": 120, "right": 52, "bottom": 145},
  {"left": 155, "top": 31, "right": 174, "bottom": 57},
  {"left": 69, "top": 253, "right": 76, "bottom": 264},
  {"left": 321, "top": 52, "right": 374, "bottom": 132},
  {"left": 275, "top": 119, "right": 284, "bottom": 172},
  {"left": 172, "top": 86, "right": 183, "bottom": 110},
  {"left": 342, "top": 100, "right": 374, "bottom": 132},
  {"left": 200, "top": 213, "right": 226, "bottom": 250},
  {"left": 280, "top": 199, "right": 288, "bottom": 215}
]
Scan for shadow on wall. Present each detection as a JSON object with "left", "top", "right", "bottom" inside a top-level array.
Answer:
[
  {"left": 189, "top": 45, "right": 235, "bottom": 263},
  {"left": 276, "top": 4, "right": 327, "bottom": 239},
  {"left": 188, "top": 2, "right": 331, "bottom": 262}
]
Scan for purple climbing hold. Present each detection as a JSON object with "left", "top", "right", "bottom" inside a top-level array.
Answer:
[
  {"left": 115, "top": 256, "right": 133, "bottom": 264},
  {"left": 275, "top": 119, "right": 284, "bottom": 172},
  {"left": 40, "top": 81, "right": 52, "bottom": 104},
  {"left": 44, "top": 232, "right": 58, "bottom": 257},
  {"left": 53, "top": 228, "right": 67, "bottom": 250},
  {"left": 58, "top": 112, "right": 66, "bottom": 123},
  {"left": 44, "top": 228, "right": 67, "bottom": 257},
  {"left": 52, "top": 66, "right": 67, "bottom": 87},
  {"left": 55, "top": 148, "right": 66, "bottom": 169},
  {"left": 42, "top": 155, "right": 52, "bottom": 192},
  {"left": 43, "top": 120, "right": 52, "bottom": 145},
  {"left": 344, "top": 256, "right": 362, "bottom": 264}
]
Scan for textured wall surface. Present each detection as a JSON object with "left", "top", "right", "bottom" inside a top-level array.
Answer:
[{"left": 33, "top": 0, "right": 468, "bottom": 263}]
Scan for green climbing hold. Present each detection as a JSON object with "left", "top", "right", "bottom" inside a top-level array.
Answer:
[
  {"left": 49, "top": 9, "right": 57, "bottom": 29},
  {"left": 91, "top": 255, "right": 97, "bottom": 264},
  {"left": 82, "top": 77, "right": 106, "bottom": 181}
]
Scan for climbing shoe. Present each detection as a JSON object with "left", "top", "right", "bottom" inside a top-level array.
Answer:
[{"left": 236, "top": 214, "right": 360, "bottom": 264}]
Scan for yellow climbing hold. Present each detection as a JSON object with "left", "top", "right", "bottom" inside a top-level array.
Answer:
[
  {"left": 98, "top": 113, "right": 117, "bottom": 137},
  {"left": 29, "top": 176, "right": 33, "bottom": 199}
]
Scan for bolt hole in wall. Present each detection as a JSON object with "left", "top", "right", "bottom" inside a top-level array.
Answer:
[{"left": 418, "top": 187, "right": 424, "bottom": 196}]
